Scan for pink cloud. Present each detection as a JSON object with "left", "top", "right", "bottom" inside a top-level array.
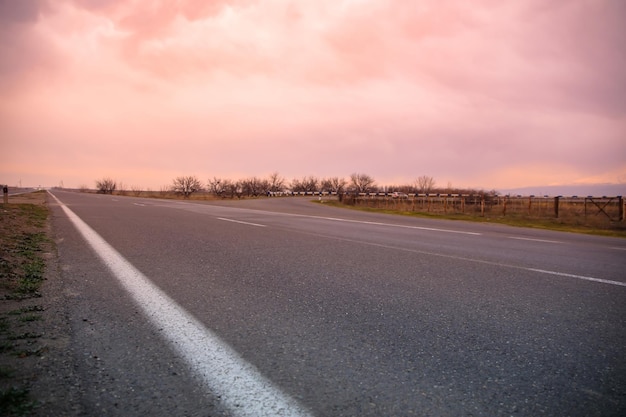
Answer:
[{"left": 1, "top": 0, "right": 624, "bottom": 192}]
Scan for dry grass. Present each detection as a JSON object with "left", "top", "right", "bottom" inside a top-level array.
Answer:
[
  {"left": 331, "top": 195, "right": 626, "bottom": 237},
  {"left": 0, "top": 191, "right": 51, "bottom": 416}
]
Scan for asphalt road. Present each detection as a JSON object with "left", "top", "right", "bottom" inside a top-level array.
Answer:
[{"left": 47, "top": 190, "right": 626, "bottom": 416}]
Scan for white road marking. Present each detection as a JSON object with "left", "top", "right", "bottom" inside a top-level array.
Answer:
[
  {"left": 524, "top": 268, "right": 626, "bottom": 287},
  {"left": 507, "top": 236, "right": 563, "bottom": 244},
  {"left": 321, "top": 234, "right": 626, "bottom": 288},
  {"left": 150, "top": 201, "right": 625, "bottom": 288},
  {"left": 133, "top": 203, "right": 145, "bottom": 207},
  {"left": 218, "top": 217, "right": 267, "bottom": 227},
  {"left": 314, "top": 216, "right": 482, "bottom": 235},
  {"left": 160, "top": 200, "right": 481, "bottom": 236},
  {"left": 610, "top": 247, "right": 626, "bottom": 251},
  {"left": 245, "top": 210, "right": 482, "bottom": 235},
  {"left": 49, "top": 193, "right": 312, "bottom": 417}
]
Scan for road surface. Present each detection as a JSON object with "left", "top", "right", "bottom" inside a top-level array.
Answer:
[{"left": 47, "top": 190, "right": 626, "bottom": 416}]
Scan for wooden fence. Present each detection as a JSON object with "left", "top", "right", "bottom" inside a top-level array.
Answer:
[{"left": 341, "top": 194, "right": 625, "bottom": 227}]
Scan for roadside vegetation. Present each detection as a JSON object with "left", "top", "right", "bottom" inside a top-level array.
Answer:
[
  {"left": 0, "top": 191, "right": 50, "bottom": 416},
  {"left": 91, "top": 172, "right": 482, "bottom": 199},
  {"left": 321, "top": 199, "right": 626, "bottom": 237},
  {"left": 83, "top": 173, "right": 626, "bottom": 236}
]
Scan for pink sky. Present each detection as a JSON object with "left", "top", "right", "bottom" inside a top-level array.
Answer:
[{"left": 1, "top": 0, "right": 625, "bottom": 193}]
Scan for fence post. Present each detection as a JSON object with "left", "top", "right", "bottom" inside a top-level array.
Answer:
[
  {"left": 554, "top": 196, "right": 560, "bottom": 218},
  {"left": 2, "top": 185, "right": 7, "bottom": 204},
  {"left": 620, "top": 196, "right": 624, "bottom": 222},
  {"left": 481, "top": 197, "right": 485, "bottom": 217}
]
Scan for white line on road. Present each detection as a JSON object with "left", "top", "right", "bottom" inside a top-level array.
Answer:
[
  {"left": 316, "top": 216, "right": 482, "bottom": 235},
  {"left": 507, "top": 236, "right": 563, "bottom": 244},
  {"left": 524, "top": 268, "right": 626, "bottom": 287},
  {"left": 125, "top": 200, "right": 622, "bottom": 287},
  {"left": 252, "top": 210, "right": 481, "bottom": 235},
  {"left": 158, "top": 200, "right": 481, "bottom": 235},
  {"left": 49, "top": 192, "right": 312, "bottom": 417},
  {"left": 133, "top": 203, "right": 145, "bottom": 207},
  {"left": 321, "top": 234, "right": 626, "bottom": 288},
  {"left": 218, "top": 217, "right": 267, "bottom": 227}
]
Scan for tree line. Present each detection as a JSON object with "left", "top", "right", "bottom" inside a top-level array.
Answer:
[{"left": 95, "top": 173, "right": 497, "bottom": 198}]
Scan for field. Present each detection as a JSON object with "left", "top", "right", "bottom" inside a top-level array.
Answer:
[{"left": 337, "top": 194, "right": 626, "bottom": 236}]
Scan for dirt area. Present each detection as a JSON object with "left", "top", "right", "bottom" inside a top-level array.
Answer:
[{"left": 0, "top": 192, "right": 80, "bottom": 416}]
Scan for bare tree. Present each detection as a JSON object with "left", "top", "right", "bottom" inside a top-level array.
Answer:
[
  {"left": 268, "top": 172, "right": 286, "bottom": 193},
  {"left": 321, "top": 176, "right": 347, "bottom": 194},
  {"left": 226, "top": 180, "right": 241, "bottom": 198},
  {"left": 96, "top": 177, "right": 117, "bottom": 194},
  {"left": 304, "top": 176, "right": 319, "bottom": 193},
  {"left": 349, "top": 173, "right": 375, "bottom": 194},
  {"left": 209, "top": 178, "right": 238, "bottom": 198},
  {"left": 172, "top": 175, "right": 203, "bottom": 198},
  {"left": 240, "top": 176, "right": 269, "bottom": 196},
  {"left": 291, "top": 176, "right": 319, "bottom": 193},
  {"left": 415, "top": 175, "right": 436, "bottom": 194},
  {"left": 290, "top": 178, "right": 302, "bottom": 192},
  {"left": 208, "top": 177, "right": 226, "bottom": 197}
]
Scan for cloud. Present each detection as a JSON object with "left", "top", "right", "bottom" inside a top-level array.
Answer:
[
  {"left": 1, "top": 0, "right": 625, "bottom": 191},
  {"left": 0, "top": 0, "right": 57, "bottom": 91},
  {"left": 0, "top": 0, "right": 47, "bottom": 24}
]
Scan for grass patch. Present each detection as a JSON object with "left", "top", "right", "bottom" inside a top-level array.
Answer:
[
  {"left": 13, "top": 347, "right": 46, "bottom": 358},
  {"left": 0, "top": 341, "right": 12, "bottom": 354},
  {"left": 7, "top": 306, "right": 44, "bottom": 316},
  {"left": 319, "top": 200, "right": 626, "bottom": 237},
  {"left": 0, "top": 366, "right": 13, "bottom": 379},
  {"left": 8, "top": 332, "right": 42, "bottom": 341},
  {"left": 1, "top": 192, "right": 50, "bottom": 415},
  {"left": 0, "top": 386, "right": 37, "bottom": 416},
  {"left": 1, "top": 204, "right": 50, "bottom": 299},
  {"left": 17, "top": 315, "right": 41, "bottom": 323}
]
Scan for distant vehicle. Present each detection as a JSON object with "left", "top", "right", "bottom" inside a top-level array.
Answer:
[{"left": 391, "top": 192, "right": 408, "bottom": 199}]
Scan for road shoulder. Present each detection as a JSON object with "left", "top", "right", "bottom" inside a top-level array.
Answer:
[{"left": 0, "top": 192, "right": 82, "bottom": 416}]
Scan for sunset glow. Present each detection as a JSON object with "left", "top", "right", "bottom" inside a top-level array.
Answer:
[{"left": 2, "top": 0, "right": 625, "bottom": 193}]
